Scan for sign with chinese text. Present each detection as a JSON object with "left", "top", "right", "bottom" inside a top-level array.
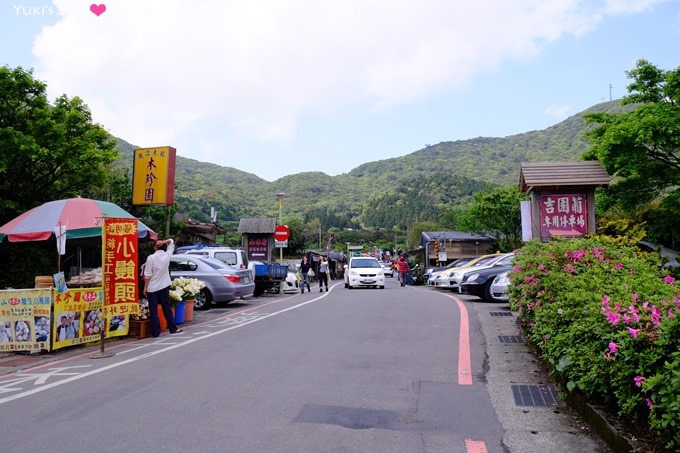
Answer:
[
  {"left": 539, "top": 194, "right": 587, "bottom": 238},
  {"left": 247, "top": 235, "right": 269, "bottom": 260},
  {"left": 52, "top": 287, "right": 129, "bottom": 350},
  {"left": 103, "top": 218, "right": 139, "bottom": 319},
  {"left": 132, "top": 146, "right": 176, "bottom": 206},
  {"left": 0, "top": 289, "right": 52, "bottom": 352}
]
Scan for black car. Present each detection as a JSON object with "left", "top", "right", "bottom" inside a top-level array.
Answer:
[{"left": 459, "top": 264, "right": 513, "bottom": 301}]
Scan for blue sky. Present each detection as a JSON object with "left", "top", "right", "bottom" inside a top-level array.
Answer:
[{"left": 1, "top": 1, "right": 678, "bottom": 181}]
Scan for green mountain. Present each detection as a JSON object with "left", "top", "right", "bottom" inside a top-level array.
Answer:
[{"left": 115, "top": 100, "right": 625, "bottom": 229}]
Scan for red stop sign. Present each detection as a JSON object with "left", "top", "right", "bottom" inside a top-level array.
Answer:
[{"left": 274, "top": 224, "right": 290, "bottom": 241}]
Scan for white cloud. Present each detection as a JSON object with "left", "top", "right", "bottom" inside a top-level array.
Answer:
[{"left": 31, "top": 0, "right": 663, "bottom": 175}]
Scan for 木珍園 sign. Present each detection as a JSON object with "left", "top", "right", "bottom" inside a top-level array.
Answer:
[{"left": 132, "top": 146, "right": 176, "bottom": 206}]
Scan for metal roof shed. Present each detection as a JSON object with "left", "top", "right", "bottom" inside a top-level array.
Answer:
[{"left": 519, "top": 161, "right": 610, "bottom": 240}]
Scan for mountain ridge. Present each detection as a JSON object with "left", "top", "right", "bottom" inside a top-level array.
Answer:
[{"left": 114, "top": 100, "right": 625, "bottom": 228}]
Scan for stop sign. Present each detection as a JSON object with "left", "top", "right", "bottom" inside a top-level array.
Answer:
[{"left": 274, "top": 224, "right": 290, "bottom": 241}]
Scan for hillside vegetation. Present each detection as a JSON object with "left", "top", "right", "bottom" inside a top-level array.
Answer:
[{"left": 115, "top": 100, "right": 627, "bottom": 229}]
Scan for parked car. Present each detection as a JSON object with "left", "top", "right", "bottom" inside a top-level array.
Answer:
[
  {"left": 432, "top": 253, "right": 503, "bottom": 289},
  {"left": 489, "top": 271, "right": 510, "bottom": 302},
  {"left": 637, "top": 240, "right": 680, "bottom": 269},
  {"left": 459, "top": 254, "right": 515, "bottom": 301},
  {"left": 344, "top": 256, "right": 385, "bottom": 289},
  {"left": 434, "top": 253, "right": 511, "bottom": 291},
  {"left": 382, "top": 262, "right": 394, "bottom": 278},
  {"left": 425, "top": 257, "right": 473, "bottom": 285},
  {"left": 282, "top": 263, "right": 300, "bottom": 294},
  {"left": 169, "top": 255, "right": 254, "bottom": 310},
  {"left": 176, "top": 246, "right": 249, "bottom": 271}
]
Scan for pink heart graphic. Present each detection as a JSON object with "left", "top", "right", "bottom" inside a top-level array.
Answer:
[{"left": 90, "top": 4, "right": 106, "bottom": 16}]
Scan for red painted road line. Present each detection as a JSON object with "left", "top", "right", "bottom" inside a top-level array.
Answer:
[
  {"left": 434, "top": 292, "right": 472, "bottom": 385},
  {"left": 465, "top": 439, "right": 488, "bottom": 453}
]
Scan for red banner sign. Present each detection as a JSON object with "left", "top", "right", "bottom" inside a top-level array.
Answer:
[
  {"left": 102, "top": 218, "right": 139, "bottom": 317},
  {"left": 539, "top": 194, "right": 587, "bottom": 238}
]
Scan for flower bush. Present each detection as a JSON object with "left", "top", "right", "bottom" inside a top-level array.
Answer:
[
  {"left": 509, "top": 236, "right": 680, "bottom": 450},
  {"left": 170, "top": 277, "right": 206, "bottom": 303}
]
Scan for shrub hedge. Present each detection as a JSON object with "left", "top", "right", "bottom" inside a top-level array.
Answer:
[{"left": 509, "top": 236, "right": 680, "bottom": 450}]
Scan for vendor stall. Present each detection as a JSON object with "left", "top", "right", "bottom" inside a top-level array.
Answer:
[{"left": 0, "top": 198, "right": 157, "bottom": 352}]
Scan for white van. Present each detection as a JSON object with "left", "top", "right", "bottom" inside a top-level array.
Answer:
[{"left": 179, "top": 247, "right": 249, "bottom": 270}]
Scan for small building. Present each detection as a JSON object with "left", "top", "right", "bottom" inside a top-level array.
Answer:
[
  {"left": 237, "top": 217, "right": 278, "bottom": 262},
  {"left": 174, "top": 215, "right": 228, "bottom": 245},
  {"left": 420, "top": 231, "right": 496, "bottom": 267},
  {"left": 519, "top": 161, "right": 610, "bottom": 241}
]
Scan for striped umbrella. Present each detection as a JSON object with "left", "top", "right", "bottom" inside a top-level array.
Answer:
[{"left": 0, "top": 198, "right": 157, "bottom": 242}]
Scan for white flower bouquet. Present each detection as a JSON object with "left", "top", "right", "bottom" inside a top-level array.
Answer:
[{"left": 170, "top": 277, "right": 206, "bottom": 301}]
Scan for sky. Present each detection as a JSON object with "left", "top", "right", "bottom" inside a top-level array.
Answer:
[{"left": 1, "top": 0, "right": 678, "bottom": 181}]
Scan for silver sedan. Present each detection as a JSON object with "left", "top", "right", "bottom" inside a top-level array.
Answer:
[{"left": 169, "top": 255, "right": 254, "bottom": 310}]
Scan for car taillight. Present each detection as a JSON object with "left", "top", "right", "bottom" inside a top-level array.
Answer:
[{"left": 226, "top": 275, "right": 240, "bottom": 283}]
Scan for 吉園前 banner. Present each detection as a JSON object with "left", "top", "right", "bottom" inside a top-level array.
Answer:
[{"left": 0, "top": 288, "right": 52, "bottom": 352}]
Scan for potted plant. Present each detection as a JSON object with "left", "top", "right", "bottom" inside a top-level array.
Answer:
[{"left": 170, "top": 277, "right": 206, "bottom": 322}]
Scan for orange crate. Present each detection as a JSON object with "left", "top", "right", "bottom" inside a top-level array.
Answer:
[{"left": 128, "top": 319, "right": 150, "bottom": 339}]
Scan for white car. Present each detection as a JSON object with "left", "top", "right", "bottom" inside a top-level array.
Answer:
[
  {"left": 344, "top": 257, "right": 385, "bottom": 289},
  {"left": 382, "top": 262, "right": 394, "bottom": 278},
  {"left": 490, "top": 271, "right": 510, "bottom": 302}
]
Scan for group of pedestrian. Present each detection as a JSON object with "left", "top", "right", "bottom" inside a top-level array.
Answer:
[{"left": 298, "top": 255, "right": 330, "bottom": 293}]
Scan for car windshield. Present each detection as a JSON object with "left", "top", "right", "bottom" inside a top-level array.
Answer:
[{"left": 351, "top": 259, "right": 381, "bottom": 268}]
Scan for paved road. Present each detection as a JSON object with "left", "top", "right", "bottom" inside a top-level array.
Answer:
[{"left": 0, "top": 278, "right": 610, "bottom": 452}]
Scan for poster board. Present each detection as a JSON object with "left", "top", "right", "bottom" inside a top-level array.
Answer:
[{"left": 0, "top": 288, "right": 52, "bottom": 352}]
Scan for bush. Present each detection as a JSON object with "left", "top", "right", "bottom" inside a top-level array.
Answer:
[{"left": 509, "top": 236, "right": 680, "bottom": 450}]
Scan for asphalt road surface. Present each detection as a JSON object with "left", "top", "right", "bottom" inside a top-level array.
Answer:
[{"left": 0, "top": 278, "right": 609, "bottom": 452}]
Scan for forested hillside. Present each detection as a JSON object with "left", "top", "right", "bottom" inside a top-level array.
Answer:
[{"left": 115, "top": 100, "right": 626, "bottom": 229}]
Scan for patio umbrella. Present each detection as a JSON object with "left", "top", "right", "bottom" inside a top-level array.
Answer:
[{"left": 0, "top": 197, "right": 157, "bottom": 242}]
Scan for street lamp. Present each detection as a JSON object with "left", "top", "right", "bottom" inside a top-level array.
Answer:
[{"left": 276, "top": 192, "right": 286, "bottom": 294}]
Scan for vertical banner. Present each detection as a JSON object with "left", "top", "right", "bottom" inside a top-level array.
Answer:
[
  {"left": 132, "top": 146, "right": 176, "bottom": 206},
  {"left": 0, "top": 289, "right": 52, "bottom": 352},
  {"left": 103, "top": 218, "right": 139, "bottom": 324}
]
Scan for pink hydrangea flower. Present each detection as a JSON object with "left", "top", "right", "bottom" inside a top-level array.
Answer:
[
  {"left": 628, "top": 327, "right": 640, "bottom": 339},
  {"left": 608, "top": 342, "right": 618, "bottom": 353},
  {"left": 663, "top": 275, "right": 676, "bottom": 284},
  {"left": 631, "top": 294, "right": 639, "bottom": 303},
  {"left": 646, "top": 398, "right": 654, "bottom": 409},
  {"left": 615, "top": 262, "right": 624, "bottom": 270},
  {"left": 634, "top": 375, "right": 645, "bottom": 388}
]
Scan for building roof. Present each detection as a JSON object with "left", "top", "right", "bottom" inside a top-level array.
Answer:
[
  {"left": 421, "top": 231, "right": 494, "bottom": 242},
  {"left": 519, "top": 161, "right": 610, "bottom": 193},
  {"left": 237, "top": 217, "right": 277, "bottom": 234}
]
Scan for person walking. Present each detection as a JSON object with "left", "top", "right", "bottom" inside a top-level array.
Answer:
[
  {"left": 396, "top": 254, "right": 410, "bottom": 287},
  {"left": 318, "top": 256, "right": 329, "bottom": 292},
  {"left": 144, "top": 238, "right": 183, "bottom": 337},
  {"left": 300, "top": 255, "right": 312, "bottom": 293}
]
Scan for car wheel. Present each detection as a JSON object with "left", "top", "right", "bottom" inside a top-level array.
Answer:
[
  {"left": 483, "top": 281, "right": 494, "bottom": 302},
  {"left": 194, "top": 288, "right": 212, "bottom": 310},
  {"left": 348, "top": 284, "right": 353, "bottom": 289},
  {"left": 344, "top": 281, "right": 348, "bottom": 288},
  {"left": 379, "top": 285, "right": 384, "bottom": 289}
]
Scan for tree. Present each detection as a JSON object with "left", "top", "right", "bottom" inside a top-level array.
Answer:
[
  {"left": 455, "top": 185, "right": 526, "bottom": 251},
  {"left": 584, "top": 60, "right": 680, "bottom": 246},
  {"left": 0, "top": 66, "right": 117, "bottom": 224}
]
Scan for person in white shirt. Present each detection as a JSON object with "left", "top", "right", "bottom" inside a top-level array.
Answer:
[{"left": 143, "top": 238, "right": 182, "bottom": 337}]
